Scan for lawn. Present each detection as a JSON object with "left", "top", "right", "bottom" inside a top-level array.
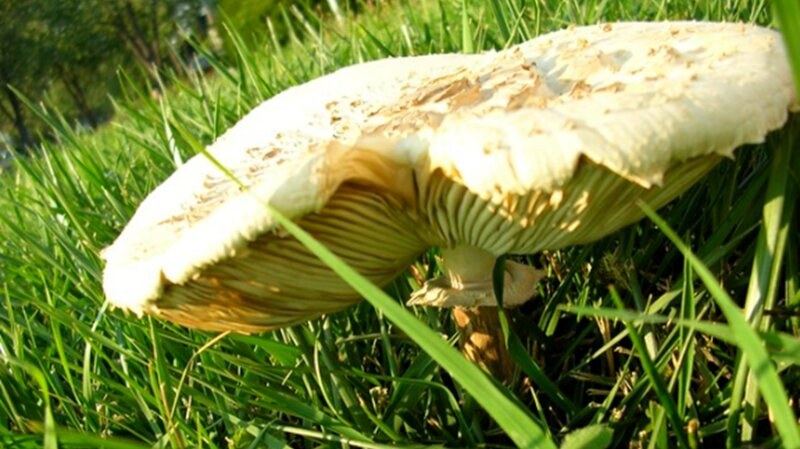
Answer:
[{"left": 1, "top": 1, "right": 799, "bottom": 448}]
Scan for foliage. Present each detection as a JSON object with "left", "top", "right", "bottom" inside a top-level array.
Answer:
[
  {"left": 1, "top": 0, "right": 799, "bottom": 448},
  {"left": 0, "top": 1, "right": 49, "bottom": 148},
  {"left": 0, "top": 0, "right": 212, "bottom": 149}
]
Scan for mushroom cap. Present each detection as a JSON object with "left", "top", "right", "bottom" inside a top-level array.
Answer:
[
  {"left": 102, "top": 53, "right": 477, "bottom": 324},
  {"left": 406, "top": 21, "right": 796, "bottom": 256},
  {"left": 102, "top": 21, "right": 796, "bottom": 331}
]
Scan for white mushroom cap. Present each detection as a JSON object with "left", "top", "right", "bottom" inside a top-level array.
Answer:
[
  {"left": 426, "top": 21, "right": 794, "bottom": 192},
  {"left": 102, "top": 21, "right": 796, "bottom": 331},
  {"left": 406, "top": 21, "right": 797, "bottom": 260},
  {"left": 102, "top": 53, "right": 479, "bottom": 320}
]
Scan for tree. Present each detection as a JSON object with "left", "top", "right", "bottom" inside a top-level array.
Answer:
[
  {"left": 40, "top": 0, "right": 122, "bottom": 127},
  {"left": 97, "top": 0, "right": 208, "bottom": 76},
  {"left": 0, "top": 0, "right": 213, "bottom": 148},
  {"left": 0, "top": 1, "right": 47, "bottom": 149}
]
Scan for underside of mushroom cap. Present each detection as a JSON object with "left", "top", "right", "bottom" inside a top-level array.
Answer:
[
  {"left": 149, "top": 184, "right": 428, "bottom": 333},
  {"left": 415, "top": 153, "right": 723, "bottom": 260}
]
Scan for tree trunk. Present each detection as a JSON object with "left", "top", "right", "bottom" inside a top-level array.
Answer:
[
  {"left": 0, "top": 94, "right": 13, "bottom": 122},
  {"left": 124, "top": 1, "right": 158, "bottom": 68},
  {"left": 113, "top": 14, "right": 151, "bottom": 69},
  {"left": 58, "top": 66, "right": 96, "bottom": 127},
  {"left": 149, "top": 0, "right": 162, "bottom": 69},
  {"left": 3, "top": 84, "right": 33, "bottom": 150},
  {"left": 110, "top": 2, "right": 159, "bottom": 76}
]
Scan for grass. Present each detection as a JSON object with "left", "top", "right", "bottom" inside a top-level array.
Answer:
[{"left": 1, "top": 0, "right": 799, "bottom": 448}]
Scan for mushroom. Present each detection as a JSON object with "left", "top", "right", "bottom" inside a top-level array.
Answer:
[{"left": 102, "top": 22, "right": 796, "bottom": 377}]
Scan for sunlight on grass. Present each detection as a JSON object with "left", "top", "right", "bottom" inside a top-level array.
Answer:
[{"left": 1, "top": 1, "right": 799, "bottom": 448}]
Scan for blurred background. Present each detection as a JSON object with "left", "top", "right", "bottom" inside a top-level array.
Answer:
[{"left": 0, "top": 0, "right": 347, "bottom": 159}]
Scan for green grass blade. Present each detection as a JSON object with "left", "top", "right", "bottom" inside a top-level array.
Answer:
[
  {"left": 559, "top": 424, "right": 612, "bottom": 449},
  {"left": 640, "top": 202, "right": 800, "bottom": 449},
  {"left": 2, "top": 2, "right": 798, "bottom": 447},
  {"left": 677, "top": 256, "right": 696, "bottom": 417},
  {"left": 488, "top": 0, "right": 512, "bottom": 45},
  {"left": 43, "top": 428, "right": 151, "bottom": 449},
  {"left": 460, "top": 0, "right": 474, "bottom": 53},
  {"left": 267, "top": 207, "right": 554, "bottom": 448},
  {"left": 0, "top": 358, "right": 57, "bottom": 449},
  {"left": 735, "top": 121, "right": 795, "bottom": 443},
  {"left": 609, "top": 287, "right": 689, "bottom": 448},
  {"left": 774, "top": 0, "right": 800, "bottom": 91},
  {"left": 492, "top": 257, "right": 578, "bottom": 414},
  {"left": 187, "top": 138, "right": 555, "bottom": 447}
]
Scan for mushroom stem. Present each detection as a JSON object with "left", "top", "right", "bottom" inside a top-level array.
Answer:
[
  {"left": 452, "top": 305, "right": 513, "bottom": 380},
  {"left": 441, "top": 245, "right": 497, "bottom": 292},
  {"left": 408, "top": 245, "right": 543, "bottom": 308},
  {"left": 445, "top": 246, "right": 522, "bottom": 380},
  {"left": 408, "top": 245, "right": 544, "bottom": 380}
]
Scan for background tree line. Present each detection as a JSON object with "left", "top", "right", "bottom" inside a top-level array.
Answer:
[{"left": 0, "top": 0, "right": 339, "bottom": 153}]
